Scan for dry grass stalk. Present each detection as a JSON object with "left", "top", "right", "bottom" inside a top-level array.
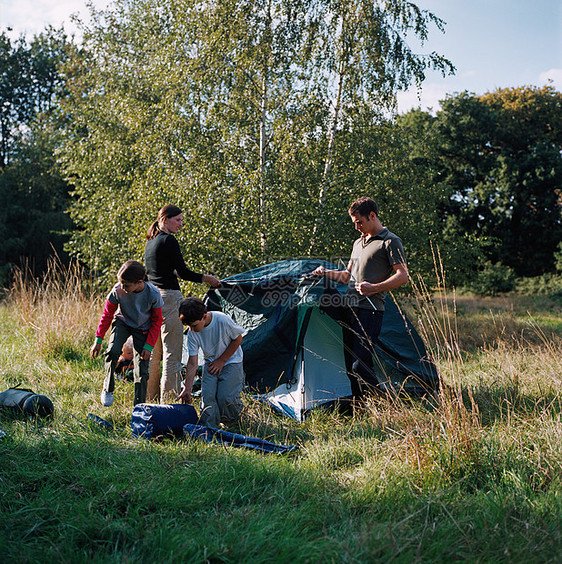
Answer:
[{"left": 7, "top": 256, "right": 102, "bottom": 356}]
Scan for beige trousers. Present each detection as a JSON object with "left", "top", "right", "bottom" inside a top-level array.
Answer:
[{"left": 147, "top": 289, "right": 184, "bottom": 403}]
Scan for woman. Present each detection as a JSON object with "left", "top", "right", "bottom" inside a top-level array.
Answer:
[{"left": 144, "top": 205, "right": 220, "bottom": 403}]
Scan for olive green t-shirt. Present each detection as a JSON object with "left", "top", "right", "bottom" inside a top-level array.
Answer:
[{"left": 346, "top": 228, "right": 406, "bottom": 311}]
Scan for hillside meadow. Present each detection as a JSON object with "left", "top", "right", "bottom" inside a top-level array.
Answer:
[{"left": 0, "top": 265, "right": 561, "bottom": 563}]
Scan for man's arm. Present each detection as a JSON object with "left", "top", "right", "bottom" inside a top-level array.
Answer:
[
  {"left": 178, "top": 355, "right": 198, "bottom": 404},
  {"left": 312, "top": 265, "right": 351, "bottom": 285},
  {"left": 354, "top": 263, "right": 409, "bottom": 296},
  {"left": 207, "top": 334, "right": 243, "bottom": 376}
]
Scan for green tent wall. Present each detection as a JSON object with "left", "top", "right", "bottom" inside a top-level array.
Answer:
[{"left": 204, "top": 260, "right": 439, "bottom": 421}]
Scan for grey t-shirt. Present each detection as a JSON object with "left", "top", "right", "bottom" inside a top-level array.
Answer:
[
  {"left": 346, "top": 227, "right": 406, "bottom": 311},
  {"left": 107, "top": 282, "right": 163, "bottom": 330}
]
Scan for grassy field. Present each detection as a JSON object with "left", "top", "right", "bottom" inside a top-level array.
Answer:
[{"left": 0, "top": 266, "right": 561, "bottom": 563}]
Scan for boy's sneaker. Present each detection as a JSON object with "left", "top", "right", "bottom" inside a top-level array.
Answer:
[{"left": 100, "top": 390, "right": 114, "bottom": 407}]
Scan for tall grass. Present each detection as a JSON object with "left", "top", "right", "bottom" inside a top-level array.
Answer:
[
  {"left": 1, "top": 260, "right": 561, "bottom": 562},
  {"left": 393, "top": 254, "right": 561, "bottom": 508},
  {"left": 7, "top": 256, "right": 102, "bottom": 359}
]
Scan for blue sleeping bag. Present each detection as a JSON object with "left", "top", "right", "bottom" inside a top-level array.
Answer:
[{"left": 132, "top": 403, "right": 198, "bottom": 439}]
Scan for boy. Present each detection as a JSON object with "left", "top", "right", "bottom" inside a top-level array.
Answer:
[
  {"left": 90, "top": 260, "right": 163, "bottom": 406},
  {"left": 116, "top": 337, "right": 134, "bottom": 382},
  {"left": 177, "top": 297, "right": 245, "bottom": 428}
]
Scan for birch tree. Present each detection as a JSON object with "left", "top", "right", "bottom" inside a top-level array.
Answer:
[
  {"left": 60, "top": 0, "right": 453, "bottom": 282},
  {"left": 302, "top": 0, "right": 454, "bottom": 252}
]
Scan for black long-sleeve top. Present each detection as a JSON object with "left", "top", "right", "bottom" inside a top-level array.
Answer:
[{"left": 144, "top": 231, "right": 203, "bottom": 290}]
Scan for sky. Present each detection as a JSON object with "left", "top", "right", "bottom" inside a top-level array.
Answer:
[{"left": 1, "top": 0, "right": 561, "bottom": 114}]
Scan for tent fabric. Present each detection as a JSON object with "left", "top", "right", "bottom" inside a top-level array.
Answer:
[
  {"left": 183, "top": 424, "right": 297, "bottom": 454},
  {"left": 203, "top": 259, "right": 439, "bottom": 421}
]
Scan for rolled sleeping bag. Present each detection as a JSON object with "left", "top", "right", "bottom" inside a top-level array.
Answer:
[
  {"left": 132, "top": 403, "right": 198, "bottom": 439},
  {"left": 0, "top": 388, "right": 54, "bottom": 418}
]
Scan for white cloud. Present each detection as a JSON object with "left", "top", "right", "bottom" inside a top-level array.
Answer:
[
  {"left": 538, "top": 69, "right": 562, "bottom": 91},
  {"left": 395, "top": 83, "right": 451, "bottom": 114},
  {"left": 1, "top": 0, "right": 108, "bottom": 38}
]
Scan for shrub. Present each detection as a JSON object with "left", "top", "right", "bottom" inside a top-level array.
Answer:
[
  {"left": 468, "top": 262, "right": 516, "bottom": 296},
  {"left": 515, "top": 273, "right": 562, "bottom": 298},
  {"left": 555, "top": 242, "right": 562, "bottom": 273}
]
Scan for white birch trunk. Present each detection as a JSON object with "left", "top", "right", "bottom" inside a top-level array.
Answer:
[
  {"left": 308, "top": 16, "right": 346, "bottom": 255},
  {"left": 259, "top": 2, "right": 272, "bottom": 257},
  {"left": 259, "top": 70, "right": 268, "bottom": 256}
]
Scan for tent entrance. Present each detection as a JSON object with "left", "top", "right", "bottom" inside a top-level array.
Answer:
[{"left": 262, "top": 307, "right": 352, "bottom": 422}]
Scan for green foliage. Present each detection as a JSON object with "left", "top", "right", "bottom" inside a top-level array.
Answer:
[
  {"left": 515, "top": 273, "right": 562, "bottom": 299},
  {"left": 468, "top": 261, "right": 516, "bottom": 296},
  {"left": 59, "top": 0, "right": 454, "bottom": 285},
  {"left": 396, "top": 111, "right": 486, "bottom": 285},
  {"left": 0, "top": 28, "right": 74, "bottom": 286},
  {"left": 555, "top": 242, "right": 562, "bottom": 273},
  {"left": 402, "top": 86, "right": 562, "bottom": 278}
]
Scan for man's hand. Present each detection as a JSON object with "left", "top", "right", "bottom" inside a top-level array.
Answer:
[
  {"left": 90, "top": 342, "right": 101, "bottom": 359},
  {"left": 312, "top": 266, "right": 326, "bottom": 277},
  {"left": 207, "top": 358, "right": 225, "bottom": 375},
  {"left": 177, "top": 386, "right": 192, "bottom": 405},
  {"left": 355, "top": 281, "right": 375, "bottom": 295}
]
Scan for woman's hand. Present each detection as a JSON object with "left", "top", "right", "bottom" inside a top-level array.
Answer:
[
  {"left": 203, "top": 274, "right": 221, "bottom": 287},
  {"left": 312, "top": 266, "right": 326, "bottom": 276}
]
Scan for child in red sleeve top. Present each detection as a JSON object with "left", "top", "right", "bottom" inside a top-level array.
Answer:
[{"left": 90, "top": 260, "right": 163, "bottom": 407}]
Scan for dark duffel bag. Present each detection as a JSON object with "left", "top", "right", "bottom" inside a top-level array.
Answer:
[
  {"left": 131, "top": 403, "right": 198, "bottom": 439},
  {"left": 0, "top": 387, "right": 54, "bottom": 418}
]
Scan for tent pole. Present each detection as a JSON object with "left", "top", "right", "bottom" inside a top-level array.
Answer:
[
  {"left": 300, "top": 357, "right": 305, "bottom": 422},
  {"left": 338, "top": 258, "right": 378, "bottom": 311}
]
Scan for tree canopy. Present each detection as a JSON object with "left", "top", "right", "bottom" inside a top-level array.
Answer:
[
  {"left": 3, "top": 10, "right": 561, "bottom": 292},
  {"left": 0, "top": 28, "right": 74, "bottom": 285},
  {"left": 58, "top": 0, "right": 454, "bottom": 284},
  {"left": 399, "top": 86, "right": 562, "bottom": 278}
]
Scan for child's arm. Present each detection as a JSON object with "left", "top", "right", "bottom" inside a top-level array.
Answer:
[
  {"left": 207, "top": 334, "right": 243, "bottom": 376},
  {"left": 178, "top": 355, "right": 198, "bottom": 404},
  {"left": 90, "top": 300, "right": 118, "bottom": 359}
]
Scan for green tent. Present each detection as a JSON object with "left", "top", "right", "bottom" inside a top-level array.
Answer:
[{"left": 206, "top": 259, "right": 438, "bottom": 421}]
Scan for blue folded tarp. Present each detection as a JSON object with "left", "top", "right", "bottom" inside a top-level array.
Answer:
[
  {"left": 87, "top": 413, "right": 114, "bottom": 431},
  {"left": 183, "top": 423, "right": 297, "bottom": 454}
]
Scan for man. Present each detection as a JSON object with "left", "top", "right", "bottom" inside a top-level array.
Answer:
[{"left": 312, "top": 196, "right": 408, "bottom": 400}]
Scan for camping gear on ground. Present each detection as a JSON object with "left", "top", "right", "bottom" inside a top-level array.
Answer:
[
  {"left": 202, "top": 259, "right": 439, "bottom": 422},
  {"left": 87, "top": 413, "right": 114, "bottom": 431},
  {"left": 131, "top": 403, "right": 198, "bottom": 439},
  {"left": 183, "top": 423, "right": 297, "bottom": 454},
  {"left": 0, "top": 387, "right": 54, "bottom": 418}
]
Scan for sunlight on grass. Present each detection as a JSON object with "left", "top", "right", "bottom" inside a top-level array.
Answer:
[{"left": 1, "top": 259, "right": 561, "bottom": 562}]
